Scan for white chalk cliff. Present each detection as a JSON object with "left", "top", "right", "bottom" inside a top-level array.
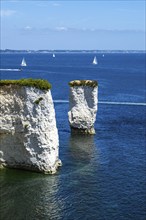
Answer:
[
  {"left": 0, "top": 84, "right": 61, "bottom": 173},
  {"left": 68, "top": 80, "right": 98, "bottom": 134}
]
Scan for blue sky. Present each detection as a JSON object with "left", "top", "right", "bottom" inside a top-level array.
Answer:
[{"left": 0, "top": 0, "right": 145, "bottom": 50}]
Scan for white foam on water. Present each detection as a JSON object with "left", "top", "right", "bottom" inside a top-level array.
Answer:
[{"left": 54, "top": 100, "right": 146, "bottom": 106}]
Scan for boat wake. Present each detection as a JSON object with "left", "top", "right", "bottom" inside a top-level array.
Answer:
[
  {"left": 0, "top": 69, "right": 22, "bottom": 71},
  {"left": 98, "top": 101, "right": 146, "bottom": 106},
  {"left": 54, "top": 100, "right": 69, "bottom": 103},
  {"left": 54, "top": 100, "right": 146, "bottom": 106}
]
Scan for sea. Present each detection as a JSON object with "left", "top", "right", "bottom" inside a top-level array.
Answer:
[{"left": 0, "top": 52, "right": 146, "bottom": 220}]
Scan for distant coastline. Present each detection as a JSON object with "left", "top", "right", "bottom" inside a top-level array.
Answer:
[{"left": 0, "top": 49, "right": 145, "bottom": 54}]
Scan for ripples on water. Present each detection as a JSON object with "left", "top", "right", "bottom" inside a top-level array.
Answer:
[
  {"left": 0, "top": 53, "right": 146, "bottom": 220},
  {"left": 0, "top": 103, "right": 145, "bottom": 220}
]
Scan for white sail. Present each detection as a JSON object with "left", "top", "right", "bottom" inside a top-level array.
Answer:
[
  {"left": 53, "top": 53, "right": 55, "bottom": 58},
  {"left": 92, "top": 56, "right": 98, "bottom": 65},
  {"left": 21, "top": 58, "right": 27, "bottom": 66}
]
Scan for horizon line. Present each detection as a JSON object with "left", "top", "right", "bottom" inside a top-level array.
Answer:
[{"left": 1, "top": 49, "right": 145, "bottom": 52}]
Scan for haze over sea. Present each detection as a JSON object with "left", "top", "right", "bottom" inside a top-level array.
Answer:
[{"left": 0, "top": 52, "right": 146, "bottom": 220}]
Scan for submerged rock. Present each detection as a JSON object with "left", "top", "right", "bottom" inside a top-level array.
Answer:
[
  {"left": 0, "top": 79, "right": 61, "bottom": 174},
  {"left": 68, "top": 80, "right": 98, "bottom": 134}
]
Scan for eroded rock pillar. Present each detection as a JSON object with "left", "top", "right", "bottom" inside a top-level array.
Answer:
[{"left": 68, "top": 80, "right": 98, "bottom": 134}]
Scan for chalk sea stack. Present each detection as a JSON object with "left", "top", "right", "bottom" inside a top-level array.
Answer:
[
  {"left": 68, "top": 80, "right": 98, "bottom": 134},
  {"left": 0, "top": 79, "right": 61, "bottom": 174}
]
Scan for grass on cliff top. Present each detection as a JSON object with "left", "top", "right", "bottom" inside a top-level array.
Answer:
[
  {"left": 0, "top": 78, "right": 52, "bottom": 90},
  {"left": 69, "top": 80, "right": 98, "bottom": 87}
]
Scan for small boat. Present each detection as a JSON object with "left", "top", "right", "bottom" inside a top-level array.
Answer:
[
  {"left": 21, "top": 58, "right": 27, "bottom": 67},
  {"left": 53, "top": 53, "right": 55, "bottom": 58},
  {"left": 92, "top": 56, "right": 98, "bottom": 65}
]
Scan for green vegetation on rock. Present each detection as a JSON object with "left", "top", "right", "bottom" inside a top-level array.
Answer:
[
  {"left": 0, "top": 78, "right": 52, "bottom": 90},
  {"left": 69, "top": 80, "right": 98, "bottom": 87},
  {"left": 34, "top": 97, "right": 43, "bottom": 104}
]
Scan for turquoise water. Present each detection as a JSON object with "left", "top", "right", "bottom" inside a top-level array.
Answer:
[{"left": 0, "top": 53, "right": 146, "bottom": 220}]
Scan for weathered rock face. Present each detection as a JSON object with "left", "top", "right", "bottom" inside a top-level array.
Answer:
[
  {"left": 68, "top": 80, "right": 98, "bottom": 134},
  {"left": 0, "top": 85, "right": 61, "bottom": 174}
]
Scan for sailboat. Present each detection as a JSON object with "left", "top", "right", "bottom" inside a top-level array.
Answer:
[
  {"left": 92, "top": 56, "right": 98, "bottom": 65},
  {"left": 53, "top": 53, "right": 55, "bottom": 58},
  {"left": 21, "top": 58, "right": 27, "bottom": 67}
]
